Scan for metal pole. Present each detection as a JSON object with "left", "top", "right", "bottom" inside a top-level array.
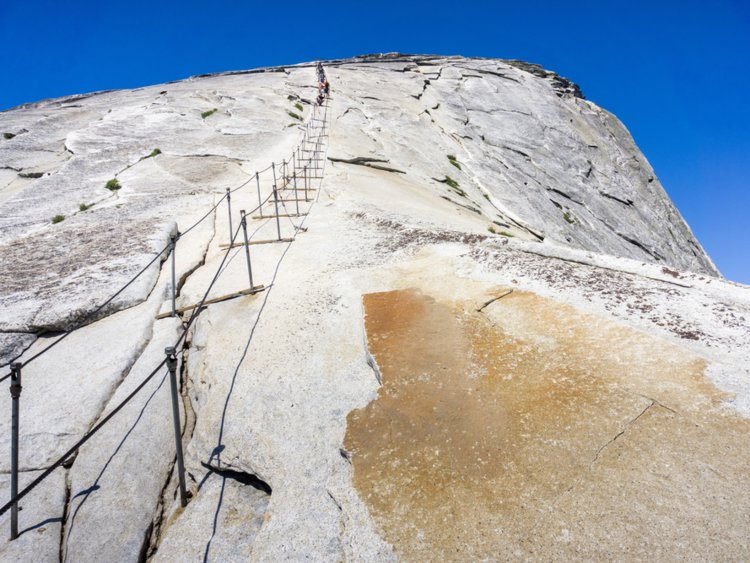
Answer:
[
  {"left": 9, "top": 363, "right": 22, "bottom": 541},
  {"left": 240, "top": 210, "right": 254, "bottom": 288},
  {"left": 165, "top": 348, "right": 187, "bottom": 508},
  {"left": 293, "top": 172, "right": 299, "bottom": 216},
  {"left": 304, "top": 166, "right": 309, "bottom": 202},
  {"left": 282, "top": 159, "right": 287, "bottom": 186},
  {"left": 255, "top": 172, "right": 263, "bottom": 218},
  {"left": 271, "top": 163, "right": 282, "bottom": 239},
  {"left": 273, "top": 185, "right": 282, "bottom": 241},
  {"left": 170, "top": 234, "right": 177, "bottom": 317},
  {"left": 225, "top": 188, "right": 233, "bottom": 241}
]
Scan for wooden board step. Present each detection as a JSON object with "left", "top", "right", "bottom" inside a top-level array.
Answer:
[
  {"left": 220, "top": 238, "right": 295, "bottom": 249},
  {"left": 251, "top": 213, "right": 308, "bottom": 219},
  {"left": 264, "top": 198, "right": 309, "bottom": 204},
  {"left": 156, "top": 286, "right": 266, "bottom": 319}
]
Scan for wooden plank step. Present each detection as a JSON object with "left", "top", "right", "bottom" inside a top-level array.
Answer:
[
  {"left": 252, "top": 213, "right": 308, "bottom": 219},
  {"left": 220, "top": 238, "right": 295, "bottom": 249},
  {"left": 264, "top": 199, "right": 309, "bottom": 203},
  {"left": 156, "top": 286, "right": 266, "bottom": 319}
]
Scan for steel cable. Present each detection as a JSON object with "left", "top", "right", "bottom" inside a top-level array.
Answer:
[
  {"left": 0, "top": 71, "right": 329, "bottom": 517},
  {"left": 0, "top": 219, "right": 247, "bottom": 517},
  {"left": 0, "top": 164, "right": 276, "bottom": 375}
]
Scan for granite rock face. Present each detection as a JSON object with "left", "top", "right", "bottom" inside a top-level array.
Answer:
[
  {"left": 325, "top": 54, "right": 717, "bottom": 275},
  {"left": 0, "top": 55, "right": 747, "bottom": 562}
]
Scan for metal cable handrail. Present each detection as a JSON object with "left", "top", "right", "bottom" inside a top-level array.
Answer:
[{"left": 1, "top": 67, "right": 331, "bottom": 533}]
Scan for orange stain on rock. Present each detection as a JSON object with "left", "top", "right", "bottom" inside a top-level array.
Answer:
[{"left": 344, "top": 287, "right": 750, "bottom": 561}]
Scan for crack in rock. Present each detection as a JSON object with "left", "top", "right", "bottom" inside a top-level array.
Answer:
[
  {"left": 590, "top": 400, "right": 658, "bottom": 466},
  {"left": 199, "top": 462, "right": 271, "bottom": 495},
  {"left": 601, "top": 191, "right": 634, "bottom": 206},
  {"left": 476, "top": 289, "right": 514, "bottom": 313},
  {"left": 328, "top": 156, "right": 405, "bottom": 174}
]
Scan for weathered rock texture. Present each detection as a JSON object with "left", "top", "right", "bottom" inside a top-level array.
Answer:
[{"left": 0, "top": 54, "right": 747, "bottom": 562}]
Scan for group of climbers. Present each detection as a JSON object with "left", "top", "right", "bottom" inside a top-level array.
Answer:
[{"left": 316, "top": 61, "right": 330, "bottom": 106}]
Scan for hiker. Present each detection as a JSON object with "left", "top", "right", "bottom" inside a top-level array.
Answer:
[{"left": 323, "top": 80, "right": 330, "bottom": 95}]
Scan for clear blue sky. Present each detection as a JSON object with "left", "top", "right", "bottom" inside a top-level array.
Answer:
[{"left": 1, "top": 0, "right": 748, "bottom": 283}]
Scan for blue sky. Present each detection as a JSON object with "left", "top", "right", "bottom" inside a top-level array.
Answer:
[{"left": 1, "top": 0, "right": 748, "bottom": 283}]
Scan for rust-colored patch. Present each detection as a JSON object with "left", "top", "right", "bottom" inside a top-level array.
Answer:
[{"left": 344, "top": 288, "right": 750, "bottom": 561}]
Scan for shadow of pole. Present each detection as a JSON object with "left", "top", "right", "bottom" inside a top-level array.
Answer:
[{"left": 61, "top": 370, "right": 168, "bottom": 561}]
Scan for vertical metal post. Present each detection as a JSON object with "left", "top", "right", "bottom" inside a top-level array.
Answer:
[
  {"left": 272, "top": 162, "right": 277, "bottom": 195},
  {"left": 282, "top": 159, "right": 287, "bottom": 185},
  {"left": 304, "top": 166, "right": 309, "bottom": 201},
  {"left": 240, "top": 210, "right": 254, "bottom": 288},
  {"left": 292, "top": 172, "right": 299, "bottom": 216},
  {"left": 9, "top": 363, "right": 22, "bottom": 541},
  {"left": 292, "top": 151, "right": 296, "bottom": 176},
  {"left": 255, "top": 172, "right": 263, "bottom": 218},
  {"left": 273, "top": 185, "right": 282, "bottom": 241},
  {"left": 170, "top": 234, "right": 177, "bottom": 317},
  {"left": 165, "top": 348, "right": 187, "bottom": 508},
  {"left": 225, "top": 188, "right": 233, "bottom": 241}
]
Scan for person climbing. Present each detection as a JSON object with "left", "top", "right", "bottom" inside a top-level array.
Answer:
[{"left": 323, "top": 80, "right": 330, "bottom": 95}]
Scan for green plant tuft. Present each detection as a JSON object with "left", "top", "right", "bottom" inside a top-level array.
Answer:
[
  {"left": 443, "top": 175, "right": 459, "bottom": 189},
  {"left": 3, "top": 132, "right": 15, "bottom": 140},
  {"left": 563, "top": 211, "right": 575, "bottom": 224},
  {"left": 294, "top": 102, "right": 304, "bottom": 112},
  {"left": 201, "top": 108, "right": 218, "bottom": 119},
  {"left": 287, "top": 110, "right": 302, "bottom": 121},
  {"left": 148, "top": 148, "right": 161, "bottom": 158},
  {"left": 487, "top": 226, "right": 497, "bottom": 234},
  {"left": 52, "top": 214, "right": 65, "bottom": 224},
  {"left": 499, "top": 230, "right": 515, "bottom": 237},
  {"left": 105, "top": 178, "right": 121, "bottom": 191},
  {"left": 447, "top": 154, "right": 461, "bottom": 170},
  {"left": 79, "top": 203, "right": 91, "bottom": 211}
]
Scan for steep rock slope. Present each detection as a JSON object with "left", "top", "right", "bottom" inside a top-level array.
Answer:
[
  {"left": 0, "top": 55, "right": 748, "bottom": 562},
  {"left": 325, "top": 54, "right": 717, "bottom": 275}
]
